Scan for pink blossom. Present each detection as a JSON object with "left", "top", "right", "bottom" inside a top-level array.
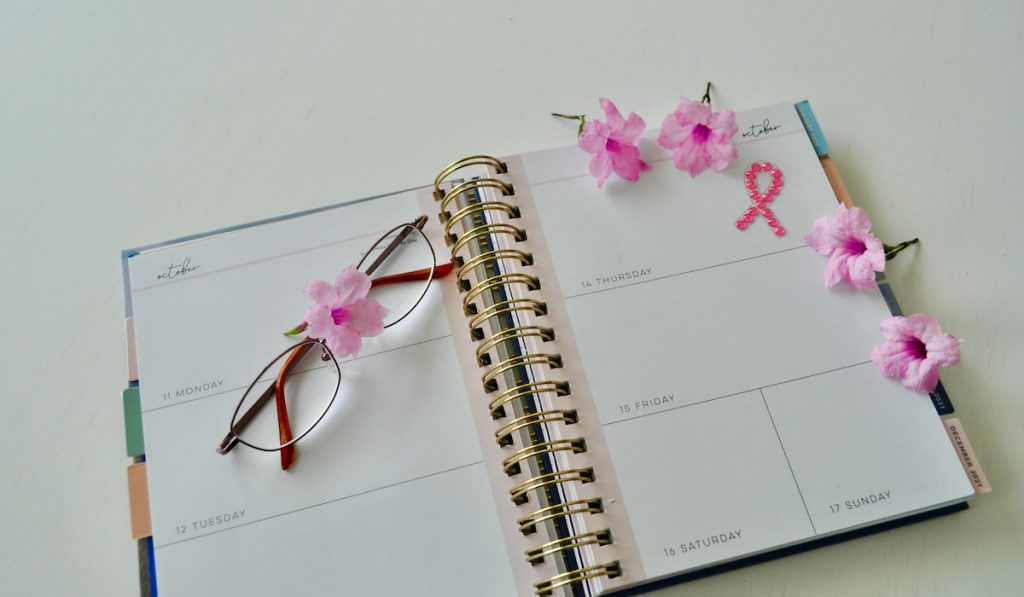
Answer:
[
  {"left": 578, "top": 98, "right": 649, "bottom": 188},
  {"left": 657, "top": 96, "right": 738, "bottom": 177},
  {"left": 870, "top": 314, "right": 962, "bottom": 393},
  {"left": 303, "top": 266, "right": 388, "bottom": 358},
  {"left": 805, "top": 204, "right": 886, "bottom": 290}
]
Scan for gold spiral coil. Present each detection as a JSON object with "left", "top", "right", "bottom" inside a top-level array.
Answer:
[
  {"left": 449, "top": 222, "right": 527, "bottom": 255},
  {"left": 488, "top": 380, "right": 569, "bottom": 419},
  {"left": 437, "top": 154, "right": 620, "bottom": 595},
  {"left": 455, "top": 248, "right": 533, "bottom": 286},
  {"left": 475, "top": 325, "right": 554, "bottom": 367},
  {"left": 443, "top": 201, "right": 520, "bottom": 237},
  {"left": 525, "top": 530, "right": 612, "bottom": 565},
  {"left": 517, "top": 498, "right": 604, "bottom": 535},
  {"left": 510, "top": 467, "right": 595, "bottom": 505},
  {"left": 534, "top": 562, "right": 622, "bottom": 596},
  {"left": 463, "top": 272, "right": 539, "bottom": 316},
  {"left": 502, "top": 438, "right": 587, "bottom": 476},
  {"left": 482, "top": 353, "right": 562, "bottom": 393},
  {"left": 468, "top": 297, "right": 548, "bottom": 334},
  {"left": 439, "top": 178, "right": 514, "bottom": 217},
  {"left": 494, "top": 409, "right": 579, "bottom": 448},
  {"left": 433, "top": 154, "right": 507, "bottom": 197}
]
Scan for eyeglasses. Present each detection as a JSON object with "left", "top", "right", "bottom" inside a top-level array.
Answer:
[{"left": 217, "top": 216, "right": 452, "bottom": 468}]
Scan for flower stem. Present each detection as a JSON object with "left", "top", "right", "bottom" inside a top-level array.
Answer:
[
  {"left": 883, "top": 238, "right": 919, "bottom": 261},
  {"left": 283, "top": 321, "right": 309, "bottom": 336},
  {"left": 552, "top": 112, "right": 587, "bottom": 137},
  {"left": 701, "top": 81, "right": 713, "bottom": 106}
]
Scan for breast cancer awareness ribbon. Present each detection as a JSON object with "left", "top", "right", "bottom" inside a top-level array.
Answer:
[{"left": 736, "top": 161, "right": 786, "bottom": 236}]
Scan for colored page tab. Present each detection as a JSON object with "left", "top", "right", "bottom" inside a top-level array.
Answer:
[
  {"left": 944, "top": 418, "right": 992, "bottom": 494},
  {"left": 126, "top": 317, "right": 139, "bottom": 382},
  {"left": 795, "top": 100, "right": 831, "bottom": 157},
  {"left": 123, "top": 387, "right": 145, "bottom": 457},
  {"left": 127, "top": 463, "right": 152, "bottom": 539}
]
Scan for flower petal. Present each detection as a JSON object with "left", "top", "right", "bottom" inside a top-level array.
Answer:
[
  {"left": 589, "top": 151, "right": 613, "bottom": 188},
  {"left": 823, "top": 255, "right": 846, "bottom": 287},
  {"left": 346, "top": 298, "right": 388, "bottom": 336},
  {"left": 871, "top": 339, "right": 911, "bottom": 378},
  {"left": 844, "top": 206, "right": 874, "bottom": 238},
  {"left": 304, "top": 304, "right": 335, "bottom": 340},
  {"left": 900, "top": 357, "right": 941, "bottom": 392},
  {"left": 707, "top": 109, "right": 738, "bottom": 138},
  {"left": 671, "top": 134, "right": 710, "bottom": 177},
  {"left": 674, "top": 96, "right": 712, "bottom": 125},
  {"left": 599, "top": 98, "right": 625, "bottom": 131},
  {"left": 705, "top": 135, "right": 738, "bottom": 172},
  {"left": 324, "top": 325, "right": 362, "bottom": 358},
  {"left": 606, "top": 140, "right": 644, "bottom": 182},
  {"left": 847, "top": 254, "right": 879, "bottom": 290},
  {"left": 578, "top": 119, "right": 608, "bottom": 154},
  {"left": 926, "top": 334, "right": 963, "bottom": 367},
  {"left": 657, "top": 113, "right": 692, "bottom": 150},
  {"left": 614, "top": 111, "right": 647, "bottom": 145},
  {"left": 334, "top": 266, "right": 372, "bottom": 305},
  {"left": 304, "top": 279, "right": 338, "bottom": 305},
  {"left": 805, "top": 217, "right": 840, "bottom": 256},
  {"left": 880, "top": 315, "right": 914, "bottom": 342},
  {"left": 864, "top": 234, "right": 886, "bottom": 271}
]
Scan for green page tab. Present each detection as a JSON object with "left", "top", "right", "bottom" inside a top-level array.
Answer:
[{"left": 123, "top": 387, "right": 145, "bottom": 457}]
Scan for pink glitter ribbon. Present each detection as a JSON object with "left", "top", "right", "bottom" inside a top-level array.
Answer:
[{"left": 736, "top": 161, "right": 786, "bottom": 236}]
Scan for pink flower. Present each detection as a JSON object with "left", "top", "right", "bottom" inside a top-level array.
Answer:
[
  {"left": 805, "top": 204, "right": 886, "bottom": 290},
  {"left": 578, "top": 98, "right": 649, "bottom": 188},
  {"left": 870, "top": 314, "right": 963, "bottom": 393},
  {"left": 303, "top": 266, "right": 388, "bottom": 358},
  {"left": 657, "top": 96, "right": 738, "bottom": 177}
]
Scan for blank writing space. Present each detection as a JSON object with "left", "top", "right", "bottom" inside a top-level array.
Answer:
[
  {"left": 762, "top": 363, "right": 974, "bottom": 534},
  {"left": 155, "top": 463, "right": 516, "bottom": 597},
  {"left": 603, "top": 391, "right": 814, "bottom": 576},
  {"left": 563, "top": 247, "right": 892, "bottom": 424}
]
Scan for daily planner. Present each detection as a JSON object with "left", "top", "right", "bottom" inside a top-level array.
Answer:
[{"left": 121, "top": 102, "right": 975, "bottom": 596}]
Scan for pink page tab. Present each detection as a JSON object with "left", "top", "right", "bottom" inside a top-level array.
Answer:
[
  {"left": 126, "top": 317, "right": 138, "bottom": 382},
  {"left": 944, "top": 418, "right": 992, "bottom": 494}
]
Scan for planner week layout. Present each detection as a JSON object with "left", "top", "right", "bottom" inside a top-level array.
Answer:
[
  {"left": 515, "top": 103, "right": 973, "bottom": 580},
  {"left": 122, "top": 101, "right": 976, "bottom": 596},
  {"left": 125, "top": 192, "right": 518, "bottom": 596}
]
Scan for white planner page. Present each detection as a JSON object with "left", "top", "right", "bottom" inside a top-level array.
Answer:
[
  {"left": 520, "top": 104, "right": 974, "bottom": 579},
  {"left": 126, "top": 191, "right": 516, "bottom": 596}
]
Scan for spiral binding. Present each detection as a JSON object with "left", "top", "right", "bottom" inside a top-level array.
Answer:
[{"left": 434, "top": 156, "right": 621, "bottom": 595}]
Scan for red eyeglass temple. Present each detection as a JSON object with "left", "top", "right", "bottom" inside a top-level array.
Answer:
[
  {"left": 369, "top": 262, "right": 454, "bottom": 288},
  {"left": 273, "top": 261, "right": 454, "bottom": 469}
]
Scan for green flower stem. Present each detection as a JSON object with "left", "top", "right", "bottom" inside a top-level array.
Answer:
[
  {"left": 552, "top": 112, "right": 587, "bottom": 137},
  {"left": 283, "top": 322, "right": 309, "bottom": 337},
  {"left": 883, "top": 238, "right": 919, "bottom": 261}
]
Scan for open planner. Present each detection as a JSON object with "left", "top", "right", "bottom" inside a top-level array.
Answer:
[{"left": 120, "top": 102, "right": 980, "bottom": 596}]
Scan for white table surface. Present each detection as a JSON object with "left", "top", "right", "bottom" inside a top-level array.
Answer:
[{"left": 2, "top": 1, "right": 1022, "bottom": 595}]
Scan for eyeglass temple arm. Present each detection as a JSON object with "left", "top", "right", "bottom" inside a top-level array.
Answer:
[
  {"left": 216, "top": 342, "right": 315, "bottom": 455},
  {"left": 370, "top": 261, "right": 454, "bottom": 287},
  {"left": 274, "top": 341, "right": 311, "bottom": 470},
  {"left": 362, "top": 215, "right": 428, "bottom": 275}
]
